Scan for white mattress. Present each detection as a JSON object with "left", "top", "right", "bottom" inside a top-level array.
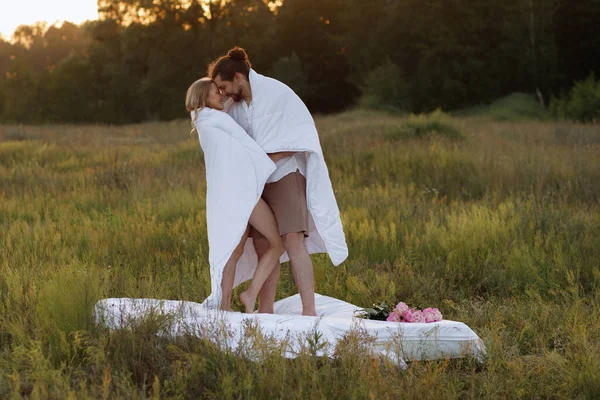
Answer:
[{"left": 94, "top": 293, "right": 486, "bottom": 369}]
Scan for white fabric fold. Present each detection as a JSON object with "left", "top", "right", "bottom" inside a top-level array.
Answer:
[
  {"left": 193, "top": 107, "right": 276, "bottom": 309},
  {"left": 227, "top": 69, "right": 349, "bottom": 267}
]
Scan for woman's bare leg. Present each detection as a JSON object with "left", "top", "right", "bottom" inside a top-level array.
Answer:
[
  {"left": 240, "top": 199, "right": 285, "bottom": 313},
  {"left": 220, "top": 226, "right": 250, "bottom": 310}
]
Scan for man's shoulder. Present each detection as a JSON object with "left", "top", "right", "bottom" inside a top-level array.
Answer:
[{"left": 261, "top": 74, "right": 294, "bottom": 94}]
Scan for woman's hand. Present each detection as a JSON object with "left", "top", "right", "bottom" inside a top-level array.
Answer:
[{"left": 268, "top": 151, "right": 295, "bottom": 163}]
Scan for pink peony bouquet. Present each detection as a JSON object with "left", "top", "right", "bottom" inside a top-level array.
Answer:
[
  {"left": 422, "top": 307, "right": 443, "bottom": 323},
  {"left": 358, "top": 301, "right": 442, "bottom": 323},
  {"left": 388, "top": 302, "right": 442, "bottom": 323}
]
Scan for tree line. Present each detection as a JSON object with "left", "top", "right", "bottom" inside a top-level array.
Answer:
[{"left": 0, "top": 0, "right": 598, "bottom": 124}]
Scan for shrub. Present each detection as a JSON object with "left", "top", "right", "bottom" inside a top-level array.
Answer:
[
  {"left": 384, "top": 110, "right": 464, "bottom": 141},
  {"left": 459, "top": 93, "right": 550, "bottom": 121},
  {"left": 550, "top": 73, "right": 600, "bottom": 123}
]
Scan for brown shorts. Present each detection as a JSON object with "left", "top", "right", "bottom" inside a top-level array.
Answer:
[{"left": 250, "top": 169, "right": 309, "bottom": 240}]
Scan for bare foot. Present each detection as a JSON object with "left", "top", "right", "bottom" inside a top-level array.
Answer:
[{"left": 240, "top": 290, "right": 257, "bottom": 314}]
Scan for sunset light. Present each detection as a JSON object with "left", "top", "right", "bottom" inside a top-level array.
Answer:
[{"left": 0, "top": 0, "right": 98, "bottom": 40}]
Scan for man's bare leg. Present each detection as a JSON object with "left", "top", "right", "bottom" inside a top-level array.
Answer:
[
  {"left": 283, "top": 232, "right": 316, "bottom": 316},
  {"left": 255, "top": 235, "right": 281, "bottom": 314}
]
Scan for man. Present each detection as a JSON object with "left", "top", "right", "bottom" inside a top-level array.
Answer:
[{"left": 208, "top": 46, "right": 348, "bottom": 316}]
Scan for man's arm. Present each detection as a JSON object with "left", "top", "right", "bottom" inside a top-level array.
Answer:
[{"left": 268, "top": 151, "right": 295, "bottom": 163}]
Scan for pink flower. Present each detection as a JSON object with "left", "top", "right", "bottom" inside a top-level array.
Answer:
[
  {"left": 402, "top": 308, "right": 425, "bottom": 323},
  {"left": 395, "top": 302, "right": 409, "bottom": 314},
  {"left": 386, "top": 310, "right": 403, "bottom": 322},
  {"left": 422, "top": 308, "right": 443, "bottom": 323}
]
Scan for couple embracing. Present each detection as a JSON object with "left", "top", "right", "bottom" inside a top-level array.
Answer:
[{"left": 185, "top": 47, "right": 348, "bottom": 316}]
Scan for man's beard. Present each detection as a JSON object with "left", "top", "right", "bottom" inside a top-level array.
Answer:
[{"left": 230, "top": 87, "right": 244, "bottom": 102}]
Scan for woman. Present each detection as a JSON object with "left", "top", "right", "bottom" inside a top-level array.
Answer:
[{"left": 185, "top": 77, "right": 285, "bottom": 313}]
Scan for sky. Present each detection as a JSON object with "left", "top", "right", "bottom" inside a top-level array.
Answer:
[{"left": 0, "top": 0, "right": 98, "bottom": 41}]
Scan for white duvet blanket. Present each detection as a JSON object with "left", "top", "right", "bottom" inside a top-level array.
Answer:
[
  {"left": 94, "top": 294, "right": 487, "bottom": 368},
  {"left": 193, "top": 107, "right": 276, "bottom": 309},
  {"left": 227, "top": 69, "right": 348, "bottom": 267}
]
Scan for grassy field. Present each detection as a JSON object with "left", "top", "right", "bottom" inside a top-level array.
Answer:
[{"left": 1, "top": 110, "right": 599, "bottom": 398}]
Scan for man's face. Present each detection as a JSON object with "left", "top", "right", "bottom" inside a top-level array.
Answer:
[{"left": 214, "top": 73, "right": 244, "bottom": 102}]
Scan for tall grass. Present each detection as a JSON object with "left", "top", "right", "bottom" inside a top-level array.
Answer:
[{"left": 0, "top": 112, "right": 599, "bottom": 398}]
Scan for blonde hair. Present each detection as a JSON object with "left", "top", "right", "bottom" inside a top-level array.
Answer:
[{"left": 185, "top": 77, "right": 214, "bottom": 136}]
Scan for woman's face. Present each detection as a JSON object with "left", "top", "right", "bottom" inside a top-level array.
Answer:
[{"left": 206, "top": 82, "right": 225, "bottom": 110}]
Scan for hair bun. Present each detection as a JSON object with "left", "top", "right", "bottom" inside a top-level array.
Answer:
[{"left": 228, "top": 47, "right": 248, "bottom": 61}]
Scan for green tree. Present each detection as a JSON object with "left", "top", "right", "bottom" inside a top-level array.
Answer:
[
  {"left": 275, "top": 0, "right": 358, "bottom": 112},
  {"left": 360, "top": 59, "right": 411, "bottom": 110},
  {"left": 2, "top": 62, "right": 36, "bottom": 121},
  {"left": 555, "top": 0, "right": 600, "bottom": 90},
  {"left": 269, "top": 52, "right": 314, "bottom": 100}
]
